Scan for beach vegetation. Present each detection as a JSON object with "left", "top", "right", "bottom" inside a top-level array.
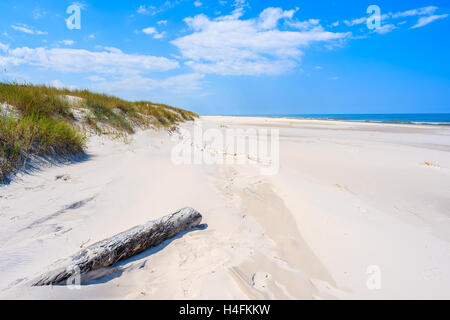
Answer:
[{"left": 0, "top": 82, "right": 198, "bottom": 182}]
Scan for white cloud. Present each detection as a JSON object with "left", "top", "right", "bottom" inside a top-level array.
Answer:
[
  {"left": 102, "top": 46, "right": 122, "bottom": 54},
  {"left": 287, "top": 18, "right": 320, "bottom": 31},
  {"left": 343, "top": 6, "right": 440, "bottom": 28},
  {"left": 233, "top": 0, "right": 248, "bottom": 9},
  {"left": 137, "top": 5, "right": 151, "bottom": 14},
  {"left": 49, "top": 79, "right": 77, "bottom": 90},
  {"left": 314, "top": 66, "right": 323, "bottom": 70},
  {"left": 50, "top": 79, "right": 64, "bottom": 88},
  {"left": 142, "top": 27, "right": 166, "bottom": 39},
  {"left": 91, "top": 73, "right": 205, "bottom": 95},
  {"left": 411, "top": 14, "right": 448, "bottom": 29},
  {"left": 344, "top": 14, "right": 390, "bottom": 27},
  {"left": 194, "top": 1, "right": 202, "bottom": 7},
  {"left": 0, "top": 57, "right": 22, "bottom": 67},
  {"left": 60, "top": 40, "right": 75, "bottom": 46},
  {"left": 172, "top": 8, "right": 350, "bottom": 76},
  {"left": 157, "top": 20, "right": 168, "bottom": 25},
  {"left": 343, "top": 16, "right": 368, "bottom": 27},
  {"left": 153, "top": 32, "right": 166, "bottom": 39},
  {"left": 136, "top": 2, "right": 176, "bottom": 16},
  {"left": 32, "top": 8, "right": 47, "bottom": 19},
  {"left": 0, "top": 42, "right": 179, "bottom": 75},
  {"left": 330, "top": 21, "right": 339, "bottom": 27},
  {"left": 12, "top": 25, "right": 33, "bottom": 34},
  {"left": 142, "top": 27, "right": 157, "bottom": 35},
  {"left": 50, "top": 80, "right": 64, "bottom": 89},
  {"left": 258, "top": 7, "right": 298, "bottom": 29},
  {"left": 374, "top": 24, "right": 397, "bottom": 34},
  {"left": 87, "top": 75, "right": 105, "bottom": 82},
  {"left": 339, "top": 6, "right": 448, "bottom": 37},
  {"left": 0, "top": 44, "right": 20, "bottom": 67},
  {"left": 70, "top": 2, "right": 87, "bottom": 10},
  {"left": 0, "top": 43, "right": 9, "bottom": 52},
  {"left": 11, "top": 24, "right": 47, "bottom": 35},
  {"left": 391, "top": 6, "right": 438, "bottom": 18}
]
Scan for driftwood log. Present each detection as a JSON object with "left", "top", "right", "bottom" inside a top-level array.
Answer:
[{"left": 32, "top": 207, "right": 202, "bottom": 286}]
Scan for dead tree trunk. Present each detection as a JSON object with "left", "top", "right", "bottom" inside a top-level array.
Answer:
[{"left": 32, "top": 207, "right": 202, "bottom": 286}]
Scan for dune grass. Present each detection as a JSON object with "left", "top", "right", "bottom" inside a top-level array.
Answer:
[
  {"left": 0, "top": 114, "right": 85, "bottom": 181},
  {"left": 0, "top": 82, "right": 198, "bottom": 181},
  {"left": 0, "top": 82, "right": 72, "bottom": 119},
  {"left": 86, "top": 100, "right": 134, "bottom": 133}
]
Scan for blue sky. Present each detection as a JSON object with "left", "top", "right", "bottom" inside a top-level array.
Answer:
[{"left": 0, "top": 0, "right": 449, "bottom": 115}]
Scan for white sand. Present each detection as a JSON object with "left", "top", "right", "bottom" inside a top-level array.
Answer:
[{"left": 0, "top": 116, "right": 449, "bottom": 299}]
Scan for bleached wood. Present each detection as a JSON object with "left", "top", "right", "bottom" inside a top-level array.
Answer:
[{"left": 32, "top": 207, "right": 202, "bottom": 286}]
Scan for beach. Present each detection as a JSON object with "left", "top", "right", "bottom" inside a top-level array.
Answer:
[{"left": 1, "top": 116, "right": 449, "bottom": 299}]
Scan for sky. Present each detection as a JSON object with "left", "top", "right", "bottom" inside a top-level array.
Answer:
[{"left": 0, "top": 0, "right": 449, "bottom": 115}]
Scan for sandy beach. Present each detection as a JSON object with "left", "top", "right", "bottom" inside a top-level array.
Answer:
[{"left": 1, "top": 116, "right": 449, "bottom": 299}]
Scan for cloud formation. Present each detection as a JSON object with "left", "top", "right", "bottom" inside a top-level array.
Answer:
[
  {"left": 342, "top": 5, "right": 447, "bottom": 32},
  {"left": 411, "top": 14, "right": 448, "bottom": 29},
  {"left": 172, "top": 7, "right": 349, "bottom": 75},
  {"left": 142, "top": 27, "right": 166, "bottom": 39},
  {"left": 136, "top": 2, "right": 177, "bottom": 16},
  {"left": 90, "top": 73, "right": 205, "bottom": 95},
  {"left": 374, "top": 24, "right": 397, "bottom": 34},
  {"left": 60, "top": 40, "right": 75, "bottom": 46},
  {"left": 11, "top": 24, "right": 47, "bottom": 35},
  {"left": 0, "top": 43, "right": 179, "bottom": 74}
]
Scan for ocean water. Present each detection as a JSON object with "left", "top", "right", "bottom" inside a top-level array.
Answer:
[{"left": 244, "top": 114, "right": 450, "bottom": 125}]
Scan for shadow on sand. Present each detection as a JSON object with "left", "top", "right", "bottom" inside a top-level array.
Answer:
[
  {"left": 0, "top": 151, "right": 92, "bottom": 186},
  {"left": 82, "top": 223, "right": 208, "bottom": 286}
]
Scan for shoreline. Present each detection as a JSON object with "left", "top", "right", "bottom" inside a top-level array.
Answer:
[{"left": 202, "top": 115, "right": 450, "bottom": 128}]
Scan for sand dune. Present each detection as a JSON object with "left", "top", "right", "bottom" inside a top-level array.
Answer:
[{"left": 1, "top": 116, "right": 449, "bottom": 299}]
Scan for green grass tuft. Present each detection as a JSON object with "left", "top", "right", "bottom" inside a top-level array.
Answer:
[
  {"left": 0, "top": 114, "right": 85, "bottom": 181},
  {"left": 0, "top": 82, "right": 72, "bottom": 118},
  {"left": 86, "top": 100, "right": 133, "bottom": 133}
]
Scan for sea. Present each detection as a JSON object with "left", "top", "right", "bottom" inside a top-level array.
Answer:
[{"left": 240, "top": 114, "right": 450, "bottom": 125}]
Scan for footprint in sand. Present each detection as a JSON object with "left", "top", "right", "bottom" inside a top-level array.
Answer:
[
  {"left": 55, "top": 174, "right": 72, "bottom": 182},
  {"left": 251, "top": 272, "right": 271, "bottom": 291}
]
